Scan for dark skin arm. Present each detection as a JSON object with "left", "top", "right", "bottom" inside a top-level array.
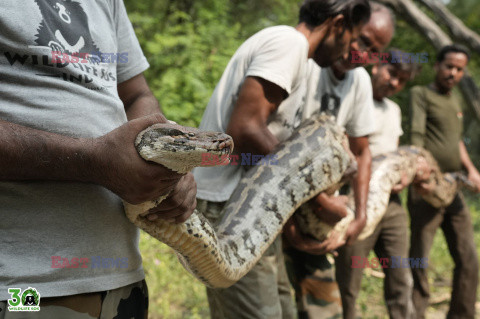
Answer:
[
  {"left": 310, "top": 193, "right": 349, "bottom": 225},
  {"left": 117, "top": 74, "right": 197, "bottom": 222},
  {"left": 307, "top": 135, "right": 370, "bottom": 248},
  {"left": 344, "top": 135, "right": 370, "bottom": 245},
  {"left": 283, "top": 217, "right": 345, "bottom": 255},
  {"left": 226, "top": 76, "right": 283, "bottom": 155},
  {"left": 118, "top": 73, "right": 163, "bottom": 120},
  {"left": 459, "top": 141, "right": 480, "bottom": 192},
  {"left": 413, "top": 141, "right": 480, "bottom": 195},
  {"left": 228, "top": 76, "right": 340, "bottom": 254},
  {"left": 0, "top": 74, "right": 195, "bottom": 223}
]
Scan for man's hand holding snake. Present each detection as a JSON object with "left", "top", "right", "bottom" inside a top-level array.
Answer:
[{"left": 91, "top": 114, "right": 196, "bottom": 222}]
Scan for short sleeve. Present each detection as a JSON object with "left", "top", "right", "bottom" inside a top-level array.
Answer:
[
  {"left": 346, "top": 68, "right": 375, "bottom": 137},
  {"left": 245, "top": 29, "right": 308, "bottom": 95},
  {"left": 409, "top": 86, "right": 427, "bottom": 147},
  {"left": 392, "top": 102, "right": 404, "bottom": 137},
  {"left": 112, "top": 0, "right": 150, "bottom": 83}
]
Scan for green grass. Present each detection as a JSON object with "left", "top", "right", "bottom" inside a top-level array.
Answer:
[
  {"left": 139, "top": 235, "right": 209, "bottom": 318},
  {"left": 140, "top": 194, "right": 480, "bottom": 318},
  {"left": 356, "top": 193, "right": 480, "bottom": 319}
]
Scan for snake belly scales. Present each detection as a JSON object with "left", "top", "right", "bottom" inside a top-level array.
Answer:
[{"left": 123, "top": 114, "right": 472, "bottom": 288}]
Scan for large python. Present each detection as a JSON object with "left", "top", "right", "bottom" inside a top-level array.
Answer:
[
  {"left": 124, "top": 114, "right": 475, "bottom": 288},
  {"left": 296, "top": 145, "right": 477, "bottom": 244},
  {"left": 124, "top": 114, "right": 354, "bottom": 288}
]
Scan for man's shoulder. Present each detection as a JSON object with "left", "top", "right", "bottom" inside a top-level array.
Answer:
[
  {"left": 351, "top": 67, "right": 370, "bottom": 80},
  {"left": 383, "top": 97, "right": 400, "bottom": 110},
  {"left": 242, "top": 25, "right": 308, "bottom": 62},
  {"left": 382, "top": 98, "right": 402, "bottom": 118},
  {"left": 306, "top": 59, "right": 322, "bottom": 80},
  {"left": 411, "top": 85, "right": 428, "bottom": 95},
  {"left": 253, "top": 25, "right": 305, "bottom": 42},
  {"left": 350, "top": 67, "right": 372, "bottom": 88}
]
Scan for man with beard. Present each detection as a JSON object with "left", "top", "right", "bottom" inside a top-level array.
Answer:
[
  {"left": 334, "top": 50, "right": 420, "bottom": 319},
  {"left": 283, "top": 3, "right": 395, "bottom": 318},
  {"left": 192, "top": 0, "right": 371, "bottom": 318},
  {"left": 408, "top": 44, "right": 480, "bottom": 319}
]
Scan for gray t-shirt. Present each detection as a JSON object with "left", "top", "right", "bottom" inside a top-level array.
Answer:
[
  {"left": 193, "top": 26, "right": 309, "bottom": 202},
  {"left": 369, "top": 98, "right": 403, "bottom": 157},
  {"left": 0, "top": 0, "right": 149, "bottom": 299},
  {"left": 302, "top": 60, "right": 375, "bottom": 137}
]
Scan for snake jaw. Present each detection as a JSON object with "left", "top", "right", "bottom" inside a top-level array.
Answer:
[{"left": 135, "top": 123, "right": 234, "bottom": 173}]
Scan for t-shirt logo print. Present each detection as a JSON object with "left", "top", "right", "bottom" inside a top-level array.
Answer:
[
  {"left": 24, "top": 295, "right": 36, "bottom": 306},
  {"left": 34, "top": 0, "right": 100, "bottom": 56},
  {"left": 320, "top": 93, "right": 341, "bottom": 118}
]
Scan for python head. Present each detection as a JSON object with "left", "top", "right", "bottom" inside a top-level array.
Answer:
[{"left": 135, "top": 123, "right": 234, "bottom": 174}]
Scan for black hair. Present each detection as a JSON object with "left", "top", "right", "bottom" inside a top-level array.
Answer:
[
  {"left": 437, "top": 44, "right": 470, "bottom": 63},
  {"left": 299, "top": 0, "right": 371, "bottom": 30},
  {"left": 381, "top": 48, "right": 422, "bottom": 79}
]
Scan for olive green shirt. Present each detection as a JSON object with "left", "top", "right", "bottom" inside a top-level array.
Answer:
[{"left": 409, "top": 85, "right": 463, "bottom": 172}]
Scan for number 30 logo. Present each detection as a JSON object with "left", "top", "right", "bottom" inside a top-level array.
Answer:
[
  {"left": 7, "top": 287, "right": 40, "bottom": 311},
  {"left": 7, "top": 288, "right": 21, "bottom": 306}
]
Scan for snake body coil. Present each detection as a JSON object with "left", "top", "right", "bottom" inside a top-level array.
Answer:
[
  {"left": 125, "top": 115, "right": 353, "bottom": 288},
  {"left": 124, "top": 115, "right": 474, "bottom": 288},
  {"left": 297, "top": 145, "right": 475, "bottom": 244}
]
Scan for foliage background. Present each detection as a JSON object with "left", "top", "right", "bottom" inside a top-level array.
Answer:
[{"left": 124, "top": 0, "right": 480, "bottom": 317}]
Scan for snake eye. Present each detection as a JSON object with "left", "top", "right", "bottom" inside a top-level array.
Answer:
[
  {"left": 156, "top": 128, "right": 184, "bottom": 137},
  {"left": 188, "top": 132, "right": 195, "bottom": 137}
]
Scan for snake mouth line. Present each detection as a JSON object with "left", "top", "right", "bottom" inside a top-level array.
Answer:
[
  {"left": 204, "top": 146, "right": 232, "bottom": 154},
  {"left": 207, "top": 140, "right": 234, "bottom": 156}
]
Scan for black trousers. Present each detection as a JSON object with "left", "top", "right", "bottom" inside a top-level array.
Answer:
[
  {"left": 408, "top": 189, "right": 478, "bottom": 319},
  {"left": 335, "top": 194, "right": 415, "bottom": 319}
]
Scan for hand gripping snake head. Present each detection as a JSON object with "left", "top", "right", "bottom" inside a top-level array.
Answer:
[{"left": 135, "top": 123, "right": 234, "bottom": 174}]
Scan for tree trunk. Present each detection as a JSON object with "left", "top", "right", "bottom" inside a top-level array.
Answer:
[
  {"left": 418, "top": 0, "right": 480, "bottom": 55},
  {"left": 376, "top": 0, "right": 480, "bottom": 121}
]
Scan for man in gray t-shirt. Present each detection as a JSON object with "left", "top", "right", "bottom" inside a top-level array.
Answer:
[
  {"left": 283, "top": 4, "right": 394, "bottom": 318},
  {"left": 335, "top": 51, "right": 420, "bottom": 319},
  {"left": 0, "top": 0, "right": 196, "bottom": 316},
  {"left": 193, "top": 1, "right": 372, "bottom": 318}
]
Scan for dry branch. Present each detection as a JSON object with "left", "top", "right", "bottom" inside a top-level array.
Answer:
[
  {"left": 376, "top": 0, "right": 480, "bottom": 121},
  {"left": 418, "top": 0, "right": 480, "bottom": 54}
]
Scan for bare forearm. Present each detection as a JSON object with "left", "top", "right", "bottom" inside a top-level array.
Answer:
[
  {"left": 0, "top": 119, "right": 96, "bottom": 182},
  {"left": 348, "top": 136, "right": 371, "bottom": 221},
  {"left": 226, "top": 77, "right": 283, "bottom": 156},
  {"left": 229, "top": 124, "right": 279, "bottom": 156},
  {"left": 0, "top": 114, "right": 185, "bottom": 204},
  {"left": 352, "top": 164, "right": 369, "bottom": 220},
  {"left": 119, "top": 73, "right": 165, "bottom": 121},
  {"left": 352, "top": 148, "right": 371, "bottom": 221},
  {"left": 0, "top": 75, "right": 164, "bottom": 181},
  {"left": 459, "top": 141, "right": 478, "bottom": 173},
  {"left": 125, "top": 90, "right": 164, "bottom": 121}
]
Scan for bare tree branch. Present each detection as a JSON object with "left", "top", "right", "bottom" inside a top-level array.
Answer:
[
  {"left": 377, "top": 0, "right": 450, "bottom": 45},
  {"left": 377, "top": 0, "right": 480, "bottom": 121},
  {"left": 418, "top": 0, "right": 480, "bottom": 54}
]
